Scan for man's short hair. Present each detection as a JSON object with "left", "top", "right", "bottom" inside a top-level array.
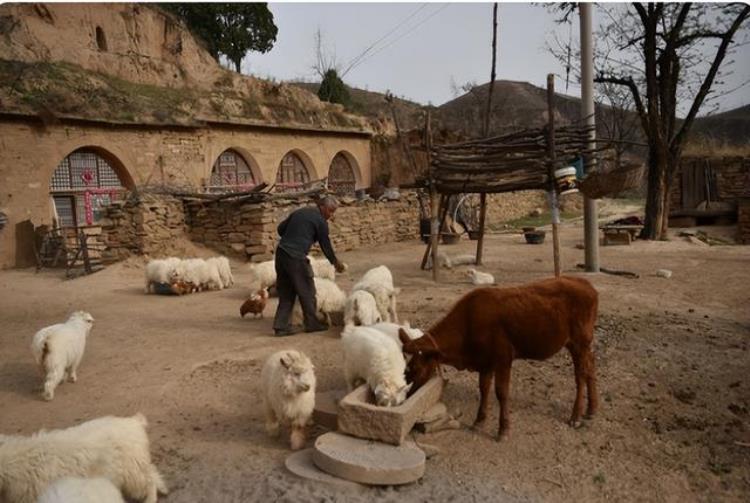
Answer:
[{"left": 318, "top": 195, "right": 339, "bottom": 210}]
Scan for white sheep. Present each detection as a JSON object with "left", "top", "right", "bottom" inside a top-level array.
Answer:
[
  {"left": 31, "top": 311, "right": 94, "bottom": 401},
  {"left": 341, "top": 325, "right": 411, "bottom": 406},
  {"left": 344, "top": 290, "right": 383, "bottom": 327},
  {"left": 207, "top": 256, "right": 233, "bottom": 288},
  {"left": 144, "top": 257, "right": 180, "bottom": 293},
  {"left": 307, "top": 256, "right": 336, "bottom": 281},
  {"left": 451, "top": 254, "right": 477, "bottom": 267},
  {"left": 352, "top": 265, "right": 399, "bottom": 323},
  {"left": 292, "top": 277, "right": 347, "bottom": 326},
  {"left": 0, "top": 413, "right": 167, "bottom": 503},
  {"left": 37, "top": 477, "right": 125, "bottom": 503},
  {"left": 425, "top": 251, "right": 452, "bottom": 270},
  {"left": 370, "top": 321, "right": 424, "bottom": 348},
  {"left": 173, "top": 258, "right": 222, "bottom": 291},
  {"left": 467, "top": 268, "right": 495, "bottom": 285},
  {"left": 248, "top": 259, "right": 276, "bottom": 290},
  {"left": 260, "top": 350, "right": 316, "bottom": 451}
]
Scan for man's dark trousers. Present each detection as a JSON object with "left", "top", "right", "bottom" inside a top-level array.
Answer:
[{"left": 273, "top": 248, "right": 319, "bottom": 331}]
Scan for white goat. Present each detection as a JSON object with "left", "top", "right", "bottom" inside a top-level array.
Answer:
[
  {"left": 467, "top": 268, "right": 495, "bottom": 285},
  {"left": 260, "top": 350, "right": 316, "bottom": 451},
  {"left": 425, "top": 251, "right": 452, "bottom": 270},
  {"left": 307, "top": 256, "right": 336, "bottom": 281},
  {"left": 207, "top": 256, "right": 233, "bottom": 288},
  {"left": 31, "top": 311, "right": 94, "bottom": 401},
  {"left": 341, "top": 325, "right": 411, "bottom": 407},
  {"left": 38, "top": 477, "right": 125, "bottom": 503},
  {"left": 370, "top": 321, "right": 424, "bottom": 348},
  {"left": 292, "top": 277, "right": 347, "bottom": 326},
  {"left": 248, "top": 259, "right": 276, "bottom": 290},
  {"left": 451, "top": 254, "right": 477, "bottom": 267},
  {"left": 344, "top": 290, "right": 383, "bottom": 327},
  {"left": 0, "top": 413, "right": 167, "bottom": 503},
  {"left": 144, "top": 257, "right": 180, "bottom": 293},
  {"left": 352, "top": 265, "right": 399, "bottom": 323}
]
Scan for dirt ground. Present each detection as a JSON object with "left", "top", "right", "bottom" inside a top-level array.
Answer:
[{"left": 1, "top": 210, "right": 749, "bottom": 502}]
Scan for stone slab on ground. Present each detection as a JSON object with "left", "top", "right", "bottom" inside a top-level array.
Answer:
[
  {"left": 313, "top": 389, "right": 347, "bottom": 430},
  {"left": 285, "top": 448, "right": 364, "bottom": 490},
  {"left": 312, "top": 432, "right": 425, "bottom": 486},
  {"left": 338, "top": 376, "right": 445, "bottom": 445}
]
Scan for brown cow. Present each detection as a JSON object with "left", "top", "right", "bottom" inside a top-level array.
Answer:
[{"left": 399, "top": 276, "right": 598, "bottom": 439}]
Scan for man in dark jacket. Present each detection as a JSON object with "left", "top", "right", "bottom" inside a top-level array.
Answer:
[{"left": 273, "top": 195, "right": 346, "bottom": 336}]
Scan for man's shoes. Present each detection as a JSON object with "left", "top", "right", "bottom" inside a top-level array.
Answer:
[
  {"left": 274, "top": 326, "right": 301, "bottom": 337},
  {"left": 304, "top": 322, "right": 329, "bottom": 333}
]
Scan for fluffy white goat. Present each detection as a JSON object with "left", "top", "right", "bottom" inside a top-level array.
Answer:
[
  {"left": 352, "top": 265, "right": 399, "bottom": 323},
  {"left": 425, "top": 251, "right": 452, "bottom": 270},
  {"left": 144, "top": 257, "right": 181, "bottom": 293},
  {"left": 0, "top": 413, "right": 167, "bottom": 503},
  {"left": 307, "top": 256, "right": 336, "bottom": 281},
  {"left": 467, "top": 268, "right": 495, "bottom": 285},
  {"left": 341, "top": 325, "right": 411, "bottom": 407},
  {"left": 207, "top": 256, "right": 233, "bottom": 288},
  {"left": 248, "top": 259, "right": 276, "bottom": 290},
  {"left": 31, "top": 311, "right": 94, "bottom": 401},
  {"left": 173, "top": 258, "right": 222, "bottom": 291},
  {"left": 260, "top": 350, "right": 316, "bottom": 451},
  {"left": 451, "top": 254, "right": 477, "bottom": 267},
  {"left": 344, "top": 290, "right": 383, "bottom": 327},
  {"left": 370, "top": 321, "right": 424, "bottom": 348},
  {"left": 37, "top": 477, "right": 125, "bottom": 503},
  {"left": 292, "top": 277, "right": 347, "bottom": 326}
]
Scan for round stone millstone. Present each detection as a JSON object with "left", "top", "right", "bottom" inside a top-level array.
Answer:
[
  {"left": 285, "top": 449, "right": 363, "bottom": 489},
  {"left": 312, "top": 432, "right": 426, "bottom": 486}
]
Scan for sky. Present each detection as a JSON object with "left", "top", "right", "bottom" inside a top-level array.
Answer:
[{"left": 243, "top": 2, "right": 750, "bottom": 115}]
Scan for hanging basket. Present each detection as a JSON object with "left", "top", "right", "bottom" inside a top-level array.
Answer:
[{"left": 577, "top": 162, "right": 645, "bottom": 199}]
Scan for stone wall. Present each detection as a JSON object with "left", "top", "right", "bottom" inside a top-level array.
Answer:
[
  {"left": 186, "top": 193, "right": 421, "bottom": 263},
  {"left": 100, "top": 193, "right": 187, "bottom": 261},
  {"left": 738, "top": 199, "right": 750, "bottom": 244}
]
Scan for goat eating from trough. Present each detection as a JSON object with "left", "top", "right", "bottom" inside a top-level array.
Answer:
[{"left": 399, "top": 276, "right": 599, "bottom": 439}]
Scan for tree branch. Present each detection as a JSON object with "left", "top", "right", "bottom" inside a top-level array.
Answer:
[
  {"left": 594, "top": 74, "right": 649, "bottom": 134},
  {"left": 673, "top": 5, "right": 750, "bottom": 151}
]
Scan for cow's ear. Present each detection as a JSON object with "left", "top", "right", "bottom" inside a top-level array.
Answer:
[{"left": 398, "top": 328, "right": 413, "bottom": 350}]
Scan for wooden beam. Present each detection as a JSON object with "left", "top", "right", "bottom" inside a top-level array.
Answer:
[
  {"left": 476, "top": 193, "right": 488, "bottom": 265},
  {"left": 430, "top": 190, "right": 441, "bottom": 281},
  {"left": 546, "top": 74, "right": 562, "bottom": 278}
]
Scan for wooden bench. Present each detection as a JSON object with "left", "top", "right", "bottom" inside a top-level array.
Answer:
[{"left": 600, "top": 225, "right": 642, "bottom": 246}]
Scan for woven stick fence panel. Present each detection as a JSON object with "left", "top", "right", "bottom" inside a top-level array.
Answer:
[{"left": 429, "top": 124, "right": 601, "bottom": 194}]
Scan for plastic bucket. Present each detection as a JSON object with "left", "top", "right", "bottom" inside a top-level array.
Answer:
[{"left": 554, "top": 166, "right": 578, "bottom": 195}]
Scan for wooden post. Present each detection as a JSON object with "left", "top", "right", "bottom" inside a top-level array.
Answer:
[
  {"left": 430, "top": 189, "right": 440, "bottom": 281},
  {"left": 475, "top": 193, "right": 487, "bottom": 265},
  {"left": 546, "top": 74, "right": 562, "bottom": 278}
]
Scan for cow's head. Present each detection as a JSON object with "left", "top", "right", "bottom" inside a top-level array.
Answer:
[{"left": 399, "top": 328, "right": 442, "bottom": 394}]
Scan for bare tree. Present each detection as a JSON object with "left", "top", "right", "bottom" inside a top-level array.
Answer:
[
  {"left": 594, "top": 3, "right": 749, "bottom": 239},
  {"left": 548, "top": 3, "right": 749, "bottom": 239},
  {"left": 596, "top": 81, "right": 642, "bottom": 167}
]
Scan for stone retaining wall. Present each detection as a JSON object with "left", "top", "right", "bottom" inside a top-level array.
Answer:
[
  {"left": 100, "top": 193, "right": 187, "bottom": 261},
  {"left": 738, "top": 199, "right": 750, "bottom": 244}
]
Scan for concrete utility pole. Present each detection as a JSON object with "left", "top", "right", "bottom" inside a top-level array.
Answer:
[{"left": 579, "top": 2, "right": 600, "bottom": 272}]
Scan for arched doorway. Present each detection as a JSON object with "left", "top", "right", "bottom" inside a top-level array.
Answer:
[
  {"left": 206, "top": 149, "right": 257, "bottom": 193},
  {"left": 275, "top": 151, "right": 312, "bottom": 193},
  {"left": 49, "top": 148, "right": 131, "bottom": 228},
  {"left": 328, "top": 152, "right": 357, "bottom": 196}
]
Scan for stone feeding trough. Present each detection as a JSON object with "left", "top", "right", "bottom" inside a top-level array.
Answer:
[
  {"left": 295, "top": 376, "right": 446, "bottom": 486},
  {"left": 337, "top": 376, "right": 446, "bottom": 446}
]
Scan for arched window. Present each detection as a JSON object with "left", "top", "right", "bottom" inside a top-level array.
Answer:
[
  {"left": 95, "top": 26, "right": 108, "bottom": 51},
  {"left": 50, "top": 149, "right": 128, "bottom": 228},
  {"left": 206, "top": 149, "right": 256, "bottom": 193},
  {"left": 275, "top": 152, "right": 311, "bottom": 192},
  {"left": 328, "top": 153, "right": 356, "bottom": 196}
]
